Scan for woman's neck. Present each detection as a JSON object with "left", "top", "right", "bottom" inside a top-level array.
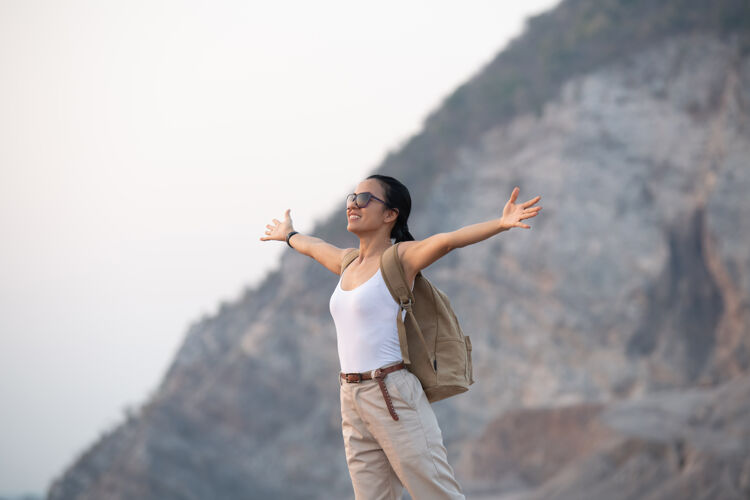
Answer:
[{"left": 356, "top": 234, "right": 392, "bottom": 264}]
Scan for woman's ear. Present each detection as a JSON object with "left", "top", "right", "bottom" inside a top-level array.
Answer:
[{"left": 384, "top": 207, "right": 399, "bottom": 223}]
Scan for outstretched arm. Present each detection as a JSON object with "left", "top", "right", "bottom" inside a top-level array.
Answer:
[
  {"left": 400, "top": 186, "right": 542, "bottom": 275},
  {"left": 260, "top": 209, "right": 353, "bottom": 275}
]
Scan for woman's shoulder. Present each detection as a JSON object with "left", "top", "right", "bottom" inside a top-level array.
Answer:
[
  {"left": 395, "top": 240, "right": 418, "bottom": 259},
  {"left": 339, "top": 247, "right": 360, "bottom": 275},
  {"left": 394, "top": 241, "right": 420, "bottom": 284}
]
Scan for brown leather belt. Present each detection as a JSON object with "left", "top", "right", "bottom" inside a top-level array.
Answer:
[{"left": 340, "top": 362, "right": 406, "bottom": 421}]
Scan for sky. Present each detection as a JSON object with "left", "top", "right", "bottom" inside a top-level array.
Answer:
[{"left": 0, "top": 0, "right": 559, "bottom": 495}]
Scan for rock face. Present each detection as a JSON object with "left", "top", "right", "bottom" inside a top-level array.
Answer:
[
  {"left": 47, "top": 0, "right": 750, "bottom": 498},
  {"left": 457, "top": 402, "right": 619, "bottom": 494},
  {"left": 461, "top": 374, "right": 750, "bottom": 500}
]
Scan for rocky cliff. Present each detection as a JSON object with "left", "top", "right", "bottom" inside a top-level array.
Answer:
[
  {"left": 47, "top": 0, "right": 750, "bottom": 498},
  {"left": 462, "top": 374, "right": 750, "bottom": 499}
]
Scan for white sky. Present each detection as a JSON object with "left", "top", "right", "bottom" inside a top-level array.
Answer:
[{"left": 0, "top": 0, "right": 558, "bottom": 495}]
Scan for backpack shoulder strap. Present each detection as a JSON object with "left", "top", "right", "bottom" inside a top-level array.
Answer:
[
  {"left": 380, "top": 242, "right": 413, "bottom": 304},
  {"left": 380, "top": 243, "right": 433, "bottom": 369},
  {"left": 340, "top": 248, "right": 360, "bottom": 275}
]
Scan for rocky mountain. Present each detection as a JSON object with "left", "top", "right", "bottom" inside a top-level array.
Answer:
[
  {"left": 47, "top": 0, "right": 750, "bottom": 498},
  {"left": 461, "top": 374, "right": 750, "bottom": 499}
]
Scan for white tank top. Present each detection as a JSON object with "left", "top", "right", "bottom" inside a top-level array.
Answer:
[{"left": 329, "top": 265, "right": 407, "bottom": 373}]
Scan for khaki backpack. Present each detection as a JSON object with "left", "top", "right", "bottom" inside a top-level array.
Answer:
[{"left": 340, "top": 242, "right": 474, "bottom": 403}]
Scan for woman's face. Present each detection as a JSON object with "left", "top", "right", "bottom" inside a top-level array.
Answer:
[{"left": 346, "top": 179, "right": 396, "bottom": 234}]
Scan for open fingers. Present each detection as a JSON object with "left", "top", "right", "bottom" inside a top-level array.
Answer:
[
  {"left": 509, "top": 186, "right": 519, "bottom": 203},
  {"left": 521, "top": 195, "right": 541, "bottom": 208}
]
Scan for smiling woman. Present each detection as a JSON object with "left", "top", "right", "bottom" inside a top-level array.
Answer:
[
  {"left": 261, "top": 174, "right": 541, "bottom": 499},
  {"left": 0, "top": 0, "right": 561, "bottom": 495}
]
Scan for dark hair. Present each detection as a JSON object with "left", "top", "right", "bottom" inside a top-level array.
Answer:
[{"left": 367, "top": 174, "right": 415, "bottom": 243}]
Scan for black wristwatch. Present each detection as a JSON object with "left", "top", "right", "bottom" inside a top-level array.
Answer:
[{"left": 286, "top": 231, "right": 299, "bottom": 248}]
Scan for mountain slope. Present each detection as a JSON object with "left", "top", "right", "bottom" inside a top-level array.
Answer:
[{"left": 47, "top": 1, "right": 750, "bottom": 498}]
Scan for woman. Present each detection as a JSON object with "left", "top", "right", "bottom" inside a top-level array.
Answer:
[{"left": 261, "top": 174, "right": 541, "bottom": 499}]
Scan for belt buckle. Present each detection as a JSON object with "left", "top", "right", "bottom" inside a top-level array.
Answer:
[{"left": 345, "top": 373, "right": 362, "bottom": 383}]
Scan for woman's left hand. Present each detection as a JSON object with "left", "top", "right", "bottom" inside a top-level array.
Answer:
[{"left": 500, "top": 186, "right": 542, "bottom": 229}]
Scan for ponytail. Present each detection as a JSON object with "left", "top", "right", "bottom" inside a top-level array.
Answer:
[{"left": 392, "top": 222, "right": 415, "bottom": 243}]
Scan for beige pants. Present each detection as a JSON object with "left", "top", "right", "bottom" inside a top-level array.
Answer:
[{"left": 339, "top": 365, "right": 465, "bottom": 500}]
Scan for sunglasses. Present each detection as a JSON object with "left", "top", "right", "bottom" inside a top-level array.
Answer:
[{"left": 346, "top": 192, "right": 390, "bottom": 209}]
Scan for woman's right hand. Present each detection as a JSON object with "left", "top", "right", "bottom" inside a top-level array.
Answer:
[{"left": 260, "top": 209, "right": 294, "bottom": 242}]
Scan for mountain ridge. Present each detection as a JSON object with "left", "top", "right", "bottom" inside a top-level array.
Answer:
[{"left": 47, "top": 1, "right": 750, "bottom": 498}]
